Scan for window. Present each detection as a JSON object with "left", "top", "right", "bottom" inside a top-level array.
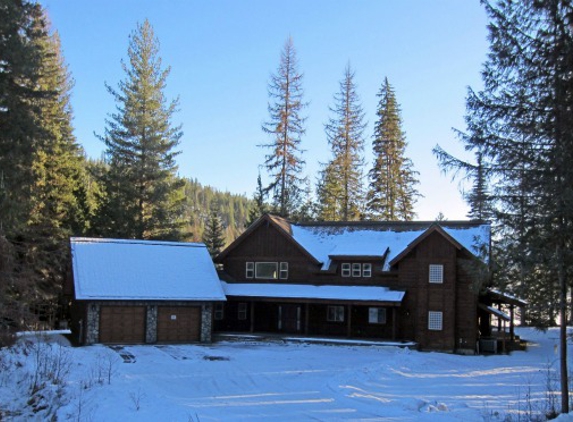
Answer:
[
  {"left": 327, "top": 305, "right": 345, "bottom": 322},
  {"left": 362, "top": 263, "right": 372, "bottom": 278},
  {"left": 368, "top": 307, "right": 386, "bottom": 324},
  {"left": 429, "top": 264, "right": 444, "bottom": 284},
  {"left": 279, "top": 262, "right": 288, "bottom": 279},
  {"left": 352, "top": 263, "right": 362, "bottom": 277},
  {"left": 255, "top": 262, "right": 278, "bottom": 279},
  {"left": 214, "top": 303, "right": 224, "bottom": 320},
  {"left": 428, "top": 311, "right": 443, "bottom": 330},
  {"left": 238, "top": 303, "right": 248, "bottom": 320},
  {"left": 246, "top": 262, "right": 254, "bottom": 279},
  {"left": 341, "top": 263, "right": 351, "bottom": 277}
]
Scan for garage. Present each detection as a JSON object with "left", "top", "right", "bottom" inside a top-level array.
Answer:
[
  {"left": 157, "top": 306, "right": 201, "bottom": 343},
  {"left": 99, "top": 306, "right": 146, "bottom": 344}
]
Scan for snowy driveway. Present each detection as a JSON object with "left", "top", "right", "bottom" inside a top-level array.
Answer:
[{"left": 67, "top": 329, "right": 558, "bottom": 421}]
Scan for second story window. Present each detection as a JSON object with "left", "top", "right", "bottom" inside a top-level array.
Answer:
[
  {"left": 429, "top": 264, "right": 444, "bottom": 284},
  {"left": 352, "top": 263, "right": 362, "bottom": 277},
  {"left": 279, "top": 262, "right": 288, "bottom": 279},
  {"left": 341, "top": 263, "right": 351, "bottom": 277},
  {"left": 246, "top": 262, "right": 254, "bottom": 278},
  {"left": 362, "top": 263, "right": 372, "bottom": 277},
  {"left": 255, "top": 262, "right": 278, "bottom": 279}
]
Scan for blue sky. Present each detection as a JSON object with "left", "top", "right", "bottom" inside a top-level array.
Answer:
[{"left": 39, "top": 1, "right": 489, "bottom": 220}]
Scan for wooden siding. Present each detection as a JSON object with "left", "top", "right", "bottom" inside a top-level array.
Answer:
[{"left": 217, "top": 218, "right": 485, "bottom": 352}]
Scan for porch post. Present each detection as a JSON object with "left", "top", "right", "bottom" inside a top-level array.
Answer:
[
  {"left": 392, "top": 307, "right": 396, "bottom": 340},
  {"left": 509, "top": 305, "right": 515, "bottom": 342},
  {"left": 304, "top": 303, "right": 309, "bottom": 335},
  {"left": 346, "top": 305, "right": 352, "bottom": 338},
  {"left": 250, "top": 301, "right": 255, "bottom": 333}
]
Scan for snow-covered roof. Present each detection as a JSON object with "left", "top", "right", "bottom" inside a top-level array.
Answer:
[
  {"left": 290, "top": 221, "right": 490, "bottom": 271},
  {"left": 222, "top": 282, "right": 405, "bottom": 303},
  {"left": 71, "top": 238, "right": 226, "bottom": 301}
]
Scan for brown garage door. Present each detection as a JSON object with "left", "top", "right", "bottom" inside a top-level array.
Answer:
[
  {"left": 157, "top": 306, "right": 201, "bottom": 343},
  {"left": 100, "top": 306, "right": 146, "bottom": 344}
]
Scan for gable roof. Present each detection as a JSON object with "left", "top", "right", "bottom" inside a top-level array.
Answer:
[
  {"left": 218, "top": 214, "right": 490, "bottom": 271},
  {"left": 215, "top": 214, "right": 320, "bottom": 264},
  {"left": 71, "top": 238, "right": 226, "bottom": 301}
]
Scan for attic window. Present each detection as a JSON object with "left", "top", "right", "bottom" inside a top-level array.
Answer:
[{"left": 429, "top": 264, "right": 444, "bottom": 284}]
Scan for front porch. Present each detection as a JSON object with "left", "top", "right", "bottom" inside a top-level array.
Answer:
[{"left": 213, "top": 299, "right": 405, "bottom": 342}]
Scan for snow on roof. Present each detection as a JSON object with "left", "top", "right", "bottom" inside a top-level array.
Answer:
[
  {"left": 222, "top": 282, "right": 405, "bottom": 303},
  {"left": 71, "top": 238, "right": 226, "bottom": 301},
  {"left": 290, "top": 222, "right": 490, "bottom": 271}
]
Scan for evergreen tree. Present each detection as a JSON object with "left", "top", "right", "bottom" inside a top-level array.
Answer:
[
  {"left": 433, "top": 147, "right": 494, "bottom": 221},
  {"left": 366, "top": 78, "right": 419, "bottom": 221},
  {"left": 99, "top": 20, "right": 185, "bottom": 240},
  {"left": 0, "top": 0, "right": 45, "bottom": 232},
  {"left": 0, "top": 2, "right": 91, "bottom": 342},
  {"left": 260, "top": 37, "right": 307, "bottom": 218},
  {"left": 246, "top": 172, "right": 268, "bottom": 227},
  {"left": 316, "top": 65, "right": 366, "bottom": 221},
  {"left": 435, "top": 1, "right": 573, "bottom": 412},
  {"left": 203, "top": 200, "right": 225, "bottom": 259}
]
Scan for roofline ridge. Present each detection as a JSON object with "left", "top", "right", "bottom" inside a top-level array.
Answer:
[{"left": 70, "top": 237, "right": 206, "bottom": 248}]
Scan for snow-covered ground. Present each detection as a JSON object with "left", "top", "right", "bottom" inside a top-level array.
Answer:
[{"left": 2, "top": 328, "right": 573, "bottom": 421}]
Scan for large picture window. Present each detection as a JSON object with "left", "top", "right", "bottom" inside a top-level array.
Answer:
[
  {"left": 428, "top": 311, "right": 443, "bottom": 330},
  {"left": 255, "top": 262, "right": 278, "bottom": 279},
  {"left": 327, "top": 305, "right": 345, "bottom": 322},
  {"left": 368, "top": 307, "right": 386, "bottom": 324}
]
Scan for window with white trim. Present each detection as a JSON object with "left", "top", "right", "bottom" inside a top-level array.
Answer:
[
  {"left": 214, "top": 303, "right": 224, "bottom": 320},
  {"left": 327, "top": 305, "right": 345, "bottom": 322},
  {"left": 279, "top": 262, "right": 288, "bottom": 279},
  {"left": 429, "top": 264, "right": 444, "bottom": 284},
  {"left": 362, "top": 263, "right": 372, "bottom": 277},
  {"left": 428, "top": 311, "right": 443, "bottom": 330},
  {"left": 238, "top": 303, "right": 248, "bottom": 320},
  {"left": 246, "top": 262, "right": 254, "bottom": 278},
  {"left": 341, "top": 263, "right": 351, "bottom": 277},
  {"left": 352, "top": 263, "right": 362, "bottom": 277},
  {"left": 368, "top": 307, "right": 386, "bottom": 324},
  {"left": 255, "top": 262, "right": 278, "bottom": 279}
]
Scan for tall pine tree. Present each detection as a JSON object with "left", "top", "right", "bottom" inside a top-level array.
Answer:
[
  {"left": 0, "top": 2, "right": 90, "bottom": 341},
  {"left": 316, "top": 65, "right": 366, "bottom": 221},
  {"left": 436, "top": 1, "right": 573, "bottom": 413},
  {"left": 366, "top": 78, "right": 419, "bottom": 221},
  {"left": 260, "top": 37, "right": 307, "bottom": 218},
  {"left": 99, "top": 20, "right": 185, "bottom": 240},
  {"left": 202, "top": 200, "right": 225, "bottom": 259}
]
